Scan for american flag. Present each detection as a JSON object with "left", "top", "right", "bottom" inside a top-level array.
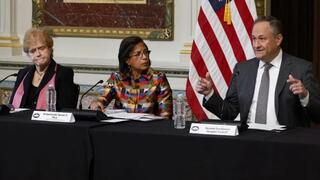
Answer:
[{"left": 186, "top": 0, "right": 257, "bottom": 120}]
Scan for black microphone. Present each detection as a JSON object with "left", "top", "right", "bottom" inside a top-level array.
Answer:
[
  {"left": 0, "top": 104, "right": 10, "bottom": 115},
  {"left": 220, "top": 100, "right": 225, "bottom": 120},
  {"left": 79, "top": 80, "right": 103, "bottom": 110},
  {"left": 0, "top": 73, "right": 18, "bottom": 84},
  {"left": 0, "top": 103, "right": 15, "bottom": 115}
]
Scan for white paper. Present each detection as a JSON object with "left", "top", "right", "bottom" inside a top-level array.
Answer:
[
  {"left": 105, "top": 109, "right": 126, "bottom": 115},
  {"left": 100, "top": 118, "right": 130, "bottom": 123},
  {"left": 248, "top": 123, "right": 286, "bottom": 131},
  {"left": 10, "top": 108, "right": 30, "bottom": 113},
  {"left": 107, "top": 112, "right": 164, "bottom": 121}
]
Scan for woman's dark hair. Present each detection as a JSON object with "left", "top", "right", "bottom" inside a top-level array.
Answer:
[{"left": 118, "top": 36, "right": 148, "bottom": 74}]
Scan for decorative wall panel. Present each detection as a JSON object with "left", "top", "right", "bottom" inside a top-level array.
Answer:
[{"left": 32, "top": 0, "right": 174, "bottom": 40}]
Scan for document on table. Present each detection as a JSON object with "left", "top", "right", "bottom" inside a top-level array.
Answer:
[
  {"left": 107, "top": 112, "right": 164, "bottom": 121},
  {"left": 105, "top": 109, "right": 126, "bottom": 114},
  {"left": 100, "top": 110, "right": 164, "bottom": 123},
  {"left": 10, "top": 108, "right": 30, "bottom": 113},
  {"left": 248, "top": 123, "right": 286, "bottom": 131},
  {"left": 100, "top": 109, "right": 129, "bottom": 123},
  {"left": 100, "top": 118, "right": 130, "bottom": 123}
]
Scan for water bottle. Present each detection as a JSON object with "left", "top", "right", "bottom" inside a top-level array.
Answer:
[
  {"left": 46, "top": 84, "right": 56, "bottom": 111},
  {"left": 174, "top": 93, "right": 186, "bottom": 129}
]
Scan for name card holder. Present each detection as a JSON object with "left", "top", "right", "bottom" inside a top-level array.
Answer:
[
  {"left": 189, "top": 123, "right": 239, "bottom": 136},
  {"left": 31, "top": 111, "right": 75, "bottom": 123}
]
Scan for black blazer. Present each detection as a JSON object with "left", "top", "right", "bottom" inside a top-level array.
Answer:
[
  {"left": 203, "top": 53, "right": 320, "bottom": 127},
  {"left": 9, "top": 59, "right": 78, "bottom": 110}
]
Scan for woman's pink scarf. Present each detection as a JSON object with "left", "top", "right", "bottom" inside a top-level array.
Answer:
[{"left": 12, "top": 66, "right": 57, "bottom": 110}]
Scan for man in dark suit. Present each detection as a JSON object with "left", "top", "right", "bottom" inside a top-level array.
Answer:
[{"left": 196, "top": 16, "right": 320, "bottom": 128}]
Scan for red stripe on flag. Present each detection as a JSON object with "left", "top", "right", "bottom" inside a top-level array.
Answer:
[
  {"left": 186, "top": 80, "right": 208, "bottom": 120},
  {"left": 198, "top": 9, "right": 232, "bottom": 85},
  {"left": 234, "top": 0, "right": 255, "bottom": 42},
  {"left": 190, "top": 42, "right": 207, "bottom": 78},
  {"left": 215, "top": 6, "right": 247, "bottom": 63},
  {"left": 190, "top": 42, "right": 220, "bottom": 95}
]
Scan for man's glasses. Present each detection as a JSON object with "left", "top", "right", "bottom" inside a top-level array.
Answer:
[{"left": 129, "top": 49, "right": 151, "bottom": 59}]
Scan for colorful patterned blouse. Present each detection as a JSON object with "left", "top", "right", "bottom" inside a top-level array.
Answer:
[{"left": 97, "top": 68, "right": 173, "bottom": 118}]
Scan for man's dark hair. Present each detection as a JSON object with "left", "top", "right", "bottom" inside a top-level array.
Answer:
[{"left": 254, "top": 16, "right": 283, "bottom": 36}]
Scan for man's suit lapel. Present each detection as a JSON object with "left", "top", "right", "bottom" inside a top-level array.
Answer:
[
  {"left": 243, "top": 59, "right": 259, "bottom": 118},
  {"left": 275, "top": 53, "right": 292, "bottom": 117}
]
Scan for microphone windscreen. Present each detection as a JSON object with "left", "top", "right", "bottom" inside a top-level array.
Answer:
[
  {"left": 61, "top": 109, "right": 108, "bottom": 122},
  {"left": 0, "top": 104, "right": 10, "bottom": 115}
]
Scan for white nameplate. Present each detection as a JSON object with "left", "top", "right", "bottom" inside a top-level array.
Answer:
[
  {"left": 31, "top": 111, "right": 75, "bottom": 123},
  {"left": 189, "top": 123, "right": 239, "bottom": 136}
]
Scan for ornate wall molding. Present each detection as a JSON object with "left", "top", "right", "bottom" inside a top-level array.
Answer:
[
  {"left": 255, "top": 0, "right": 269, "bottom": 16},
  {"left": 0, "top": 36, "right": 21, "bottom": 48},
  {"left": 32, "top": 0, "right": 174, "bottom": 40}
]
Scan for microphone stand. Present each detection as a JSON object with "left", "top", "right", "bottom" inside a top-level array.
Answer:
[
  {"left": 79, "top": 80, "right": 103, "bottom": 110},
  {"left": 0, "top": 73, "right": 17, "bottom": 115},
  {"left": 0, "top": 73, "right": 18, "bottom": 84}
]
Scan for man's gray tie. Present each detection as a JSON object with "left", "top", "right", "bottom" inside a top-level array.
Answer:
[{"left": 255, "top": 63, "right": 273, "bottom": 124}]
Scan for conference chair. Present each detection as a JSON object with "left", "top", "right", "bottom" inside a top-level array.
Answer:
[{"left": 71, "top": 83, "right": 80, "bottom": 108}]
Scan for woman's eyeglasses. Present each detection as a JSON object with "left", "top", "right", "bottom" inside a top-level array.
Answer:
[{"left": 129, "top": 49, "right": 151, "bottom": 59}]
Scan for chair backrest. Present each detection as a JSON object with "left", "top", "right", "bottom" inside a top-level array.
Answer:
[{"left": 71, "top": 83, "right": 80, "bottom": 108}]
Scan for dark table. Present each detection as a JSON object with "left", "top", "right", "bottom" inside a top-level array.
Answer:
[
  {"left": 2, "top": 112, "right": 320, "bottom": 180},
  {"left": 0, "top": 110, "right": 102, "bottom": 180},
  {"left": 91, "top": 120, "right": 320, "bottom": 180}
]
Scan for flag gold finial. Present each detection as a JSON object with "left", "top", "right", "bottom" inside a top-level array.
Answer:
[{"left": 223, "top": 0, "right": 232, "bottom": 25}]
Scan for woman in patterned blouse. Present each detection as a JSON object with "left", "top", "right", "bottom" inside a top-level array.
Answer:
[{"left": 90, "top": 36, "right": 173, "bottom": 118}]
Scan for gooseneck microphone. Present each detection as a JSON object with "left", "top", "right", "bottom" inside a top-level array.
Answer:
[
  {"left": 79, "top": 80, "right": 103, "bottom": 110},
  {"left": 0, "top": 73, "right": 17, "bottom": 115},
  {"left": 220, "top": 100, "right": 225, "bottom": 120},
  {"left": 0, "top": 73, "right": 18, "bottom": 84}
]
